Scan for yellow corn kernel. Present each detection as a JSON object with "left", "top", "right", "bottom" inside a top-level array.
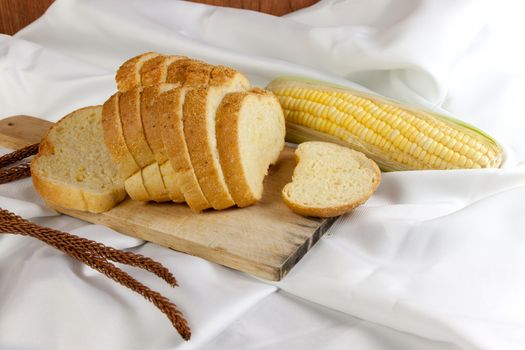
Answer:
[{"left": 267, "top": 77, "right": 503, "bottom": 171}]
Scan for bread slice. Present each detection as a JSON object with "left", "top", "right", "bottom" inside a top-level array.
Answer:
[
  {"left": 118, "top": 87, "right": 155, "bottom": 168},
  {"left": 216, "top": 88, "right": 285, "bottom": 207},
  {"left": 102, "top": 93, "right": 141, "bottom": 178},
  {"left": 141, "top": 85, "right": 184, "bottom": 202},
  {"left": 158, "top": 85, "right": 211, "bottom": 212},
  {"left": 102, "top": 91, "right": 155, "bottom": 201},
  {"left": 183, "top": 67, "right": 250, "bottom": 209},
  {"left": 116, "top": 52, "right": 160, "bottom": 92},
  {"left": 282, "top": 142, "right": 381, "bottom": 218},
  {"left": 32, "top": 106, "right": 126, "bottom": 213}
]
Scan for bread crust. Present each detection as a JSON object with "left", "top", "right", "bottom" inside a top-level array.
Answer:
[
  {"left": 282, "top": 142, "right": 382, "bottom": 218},
  {"left": 119, "top": 87, "right": 154, "bottom": 168},
  {"left": 82, "top": 187, "right": 127, "bottom": 213},
  {"left": 115, "top": 52, "right": 160, "bottom": 92},
  {"left": 102, "top": 93, "right": 140, "bottom": 179},
  {"left": 141, "top": 84, "right": 184, "bottom": 202},
  {"left": 166, "top": 58, "right": 213, "bottom": 87},
  {"left": 119, "top": 87, "right": 173, "bottom": 202},
  {"left": 159, "top": 87, "right": 211, "bottom": 211},
  {"left": 142, "top": 85, "right": 170, "bottom": 163},
  {"left": 183, "top": 87, "right": 235, "bottom": 209},
  {"left": 32, "top": 172, "right": 86, "bottom": 211},
  {"left": 140, "top": 55, "right": 188, "bottom": 87},
  {"left": 140, "top": 55, "right": 166, "bottom": 87},
  {"left": 32, "top": 106, "right": 126, "bottom": 213}
]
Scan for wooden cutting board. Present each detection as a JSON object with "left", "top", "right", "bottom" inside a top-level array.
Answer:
[{"left": 0, "top": 116, "right": 338, "bottom": 281}]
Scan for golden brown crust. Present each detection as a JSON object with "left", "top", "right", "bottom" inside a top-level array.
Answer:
[
  {"left": 119, "top": 87, "right": 154, "bottom": 168},
  {"left": 183, "top": 87, "right": 235, "bottom": 210},
  {"left": 102, "top": 93, "right": 140, "bottom": 179},
  {"left": 141, "top": 85, "right": 184, "bottom": 202},
  {"left": 282, "top": 145, "right": 382, "bottom": 218},
  {"left": 159, "top": 87, "right": 210, "bottom": 211},
  {"left": 116, "top": 52, "right": 160, "bottom": 92},
  {"left": 82, "top": 187, "right": 127, "bottom": 213},
  {"left": 140, "top": 55, "right": 166, "bottom": 87},
  {"left": 31, "top": 171, "right": 87, "bottom": 211},
  {"left": 141, "top": 85, "right": 169, "bottom": 163},
  {"left": 209, "top": 65, "right": 238, "bottom": 86},
  {"left": 166, "top": 58, "right": 213, "bottom": 87},
  {"left": 216, "top": 91, "right": 256, "bottom": 207},
  {"left": 119, "top": 87, "right": 172, "bottom": 202}
]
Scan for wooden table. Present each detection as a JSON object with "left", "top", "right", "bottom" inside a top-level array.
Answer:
[{"left": 0, "top": 0, "right": 319, "bottom": 35}]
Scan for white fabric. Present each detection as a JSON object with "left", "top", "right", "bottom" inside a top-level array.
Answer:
[{"left": 1, "top": 0, "right": 524, "bottom": 349}]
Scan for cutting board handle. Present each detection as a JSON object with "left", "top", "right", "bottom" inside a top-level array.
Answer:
[{"left": 0, "top": 116, "right": 53, "bottom": 149}]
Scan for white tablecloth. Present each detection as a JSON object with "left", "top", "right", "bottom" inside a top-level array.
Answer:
[{"left": 1, "top": 0, "right": 525, "bottom": 349}]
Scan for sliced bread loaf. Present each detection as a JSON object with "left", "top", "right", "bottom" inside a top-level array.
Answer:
[
  {"left": 216, "top": 88, "right": 285, "bottom": 207},
  {"left": 138, "top": 59, "right": 217, "bottom": 203},
  {"left": 113, "top": 57, "right": 219, "bottom": 204},
  {"left": 32, "top": 106, "right": 126, "bottom": 213},
  {"left": 183, "top": 67, "right": 250, "bottom": 209},
  {"left": 282, "top": 142, "right": 381, "bottom": 218}
]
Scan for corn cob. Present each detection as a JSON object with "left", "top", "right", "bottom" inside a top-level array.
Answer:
[{"left": 266, "top": 77, "right": 503, "bottom": 171}]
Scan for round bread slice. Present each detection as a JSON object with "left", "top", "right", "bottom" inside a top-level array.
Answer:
[
  {"left": 216, "top": 88, "right": 285, "bottom": 207},
  {"left": 32, "top": 106, "right": 126, "bottom": 213},
  {"left": 183, "top": 67, "right": 250, "bottom": 210},
  {"left": 282, "top": 142, "right": 381, "bottom": 218},
  {"left": 158, "top": 85, "right": 211, "bottom": 212}
]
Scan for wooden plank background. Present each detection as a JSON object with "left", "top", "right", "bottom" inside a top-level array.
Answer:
[{"left": 0, "top": 0, "right": 319, "bottom": 35}]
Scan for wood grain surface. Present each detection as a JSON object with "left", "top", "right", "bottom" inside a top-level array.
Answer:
[
  {"left": 0, "top": 0, "right": 319, "bottom": 35},
  {"left": 0, "top": 116, "right": 337, "bottom": 280}
]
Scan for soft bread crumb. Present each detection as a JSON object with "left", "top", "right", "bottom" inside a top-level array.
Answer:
[
  {"left": 282, "top": 141, "right": 381, "bottom": 218},
  {"left": 216, "top": 88, "right": 285, "bottom": 207},
  {"left": 31, "top": 106, "right": 126, "bottom": 213}
]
